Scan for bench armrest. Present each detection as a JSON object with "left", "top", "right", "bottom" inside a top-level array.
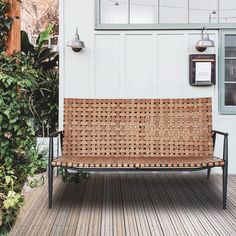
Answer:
[
  {"left": 49, "top": 131, "right": 64, "bottom": 164},
  {"left": 49, "top": 130, "right": 64, "bottom": 137},
  {"left": 212, "top": 130, "right": 228, "bottom": 163},
  {"left": 212, "top": 130, "right": 229, "bottom": 137}
]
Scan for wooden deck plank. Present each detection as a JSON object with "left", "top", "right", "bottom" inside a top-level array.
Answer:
[
  {"left": 74, "top": 172, "right": 97, "bottom": 236},
  {"left": 121, "top": 173, "right": 139, "bottom": 236},
  {"left": 50, "top": 182, "right": 77, "bottom": 236},
  {"left": 10, "top": 174, "right": 236, "bottom": 236},
  {"left": 101, "top": 173, "right": 113, "bottom": 236},
  {"left": 194, "top": 174, "right": 236, "bottom": 235},
  {"left": 146, "top": 173, "right": 178, "bottom": 236},
  {"left": 135, "top": 174, "right": 164, "bottom": 236},
  {"left": 128, "top": 174, "right": 151, "bottom": 236},
  {"left": 175, "top": 174, "right": 221, "bottom": 235},
  {"left": 112, "top": 174, "right": 126, "bottom": 236},
  {"left": 62, "top": 178, "right": 89, "bottom": 235},
  {"left": 158, "top": 174, "right": 189, "bottom": 236},
  {"left": 164, "top": 174, "right": 199, "bottom": 236},
  {"left": 13, "top": 177, "right": 61, "bottom": 236},
  {"left": 87, "top": 174, "right": 104, "bottom": 236},
  {"left": 10, "top": 181, "right": 47, "bottom": 236},
  {"left": 186, "top": 174, "right": 235, "bottom": 235},
  {"left": 38, "top": 180, "right": 71, "bottom": 236}
]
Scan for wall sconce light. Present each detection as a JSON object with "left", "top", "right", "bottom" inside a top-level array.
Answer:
[
  {"left": 196, "top": 27, "right": 215, "bottom": 52},
  {"left": 67, "top": 28, "right": 85, "bottom": 52}
]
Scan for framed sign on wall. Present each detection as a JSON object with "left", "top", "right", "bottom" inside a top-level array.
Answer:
[{"left": 189, "top": 54, "right": 216, "bottom": 86}]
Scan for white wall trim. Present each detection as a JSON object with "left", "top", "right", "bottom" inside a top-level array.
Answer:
[{"left": 59, "top": 0, "right": 65, "bottom": 130}]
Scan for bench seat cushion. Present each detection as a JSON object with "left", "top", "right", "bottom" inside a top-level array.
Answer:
[{"left": 52, "top": 156, "right": 224, "bottom": 168}]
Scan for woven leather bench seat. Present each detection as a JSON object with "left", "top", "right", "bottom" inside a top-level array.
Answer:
[
  {"left": 48, "top": 97, "right": 229, "bottom": 209},
  {"left": 52, "top": 156, "right": 224, "bottom": 168}
]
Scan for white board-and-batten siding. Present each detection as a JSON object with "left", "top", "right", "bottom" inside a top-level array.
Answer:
[{"left": 60, "top": 0, "right": 236, "bottom": 174}]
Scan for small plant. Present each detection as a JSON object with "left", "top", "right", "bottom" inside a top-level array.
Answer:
[{"left": 60, "top": 169, "right": 91, "bottom": 184}]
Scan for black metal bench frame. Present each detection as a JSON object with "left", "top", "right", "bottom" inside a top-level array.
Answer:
[{"left": 48, "top": 130, "right": 228, "bottom": 209}]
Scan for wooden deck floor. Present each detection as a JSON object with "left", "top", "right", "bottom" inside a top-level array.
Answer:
[{"left": 10, "top": 173, "right": 236, "bottom": 236}]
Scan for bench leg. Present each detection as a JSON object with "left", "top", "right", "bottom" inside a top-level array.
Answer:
[
  {"left": 222, "top": 164, "right": 228, "bottom": 209},
  {"left": 207, "top": 168, "right": 211, "bottom": 179},
  {"left": 48, "top": 164, "right": 53, "bottom": 209}
]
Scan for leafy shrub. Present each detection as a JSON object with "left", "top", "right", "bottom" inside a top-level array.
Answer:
[
  {"left": 0, "top": 53, "right": 45, "bottom": 234},
  {"left": 21, "top": 25, "right": 59, "bottom": 136},
  {"left": 30, "top": 70, "right": 59, "bottom": 137}
]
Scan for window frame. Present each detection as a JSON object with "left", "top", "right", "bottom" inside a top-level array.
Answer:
[
  {"left": 219, "top": 29, "right": 236, "bottom": 114},
  {"left": 95, "top": 0, "right": 236, "bottom": 30}
]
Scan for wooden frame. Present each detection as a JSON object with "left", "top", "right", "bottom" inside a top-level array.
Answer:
[
  {"left": 189, "top": 54, "right": 216, "bottom": 86},
  {"left": 5, "top": 0, "right": 21, "bottom": 55}
]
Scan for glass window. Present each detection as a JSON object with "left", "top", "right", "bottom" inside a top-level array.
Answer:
[
  {"left": 130, "top": 0, "right": 158, "bottom": 24},
  {"left": 219, "top": 0, "right": 236, "bottom": 23},
  {"left": 220, "top": 32, "right": 236, "bottom": 113},
  {"left": 189, "top": 0, "right": 218, "bottom": 23},
  {"left": 100, "top": 0, "right": 129, "bottom": 24},
  {"left": 225, "top": 35, "right": 236, "bottom": 57},
  {"left": 225, "top": 84, "right": 236, "bottom": 105},
  {"left": 97, "top": 0, "right": 236, "bottom": 28},
  {"left": 225, "top": 60, "right": 236, "bottom": 81},
  {"left": 224, "top": 34, "right": 236, "bottom": 107},
  {"left": 159, "top": 0, "right": 188, "bottom": 23}
]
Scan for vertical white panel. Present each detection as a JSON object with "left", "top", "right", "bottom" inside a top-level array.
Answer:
[
  {"left": 125, "top": 34, "right": 153, "bottom": 98},
  {"left": 64, "top": 0, "right": 93, "bottom": 98},
  {"left": 94, "top": 35, "right": 121, "bottom": 98},
  {"left": 156, "top": 34, "right": 187, "bottom": 98}
]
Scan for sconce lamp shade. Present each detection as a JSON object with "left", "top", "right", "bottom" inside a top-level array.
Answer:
[
  {"left": 196, "top": 27, "right": 215, "bottom": 52},
  {"left": 67, "top": 28, "right": 85, "bottom": 52}
]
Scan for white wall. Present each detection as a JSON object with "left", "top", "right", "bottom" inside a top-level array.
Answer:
[{"left": 60, "top": 0, "right": 236, "bottom": 174}]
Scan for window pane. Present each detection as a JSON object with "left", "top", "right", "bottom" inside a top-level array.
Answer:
[
  {"left": 225, "top": 60, "right": 236, "bottom": 81},
  {"left": 130, "top": 0, "right": 158, "bottom": 24},
  {"left": 220, "top": 0, "right": 236, "bottom": 23},
  {"left": 159, "top": 0, "right": 188, "bottom": 23},
  {"left": 225, "top": 35, "right": 236, "bottom": 57},
  {"left": 189, "top": 0, "right": 218, "bottom": 23},
  {"left": 100, "top": 0, "right": 128, "bottom": 24},
  {"left": 225, "top": 83, "right": 236, "bottom": 105}
]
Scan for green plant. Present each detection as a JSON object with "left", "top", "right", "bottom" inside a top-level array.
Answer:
[
  {"left": 60, "top": 169, "right": 91, "bottom": 184},
  {"left": 21, "top": 24, "right": 59, "bottom": 72},
  {"left": 31, "top": 70, "right": 59, "bottom": 136},
  {"left": 21, "top": 25, "right": 59, "bottom": 136},
  {"left": 0, "top": 0, "right": 13, "bottom": 52},
  {"left": 0, "top": 53, "right": 47, "bottom": 234}
]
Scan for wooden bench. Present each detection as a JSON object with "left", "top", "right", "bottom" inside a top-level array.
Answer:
[{"left": 48, "top": 98, "right": 228, "bottom": 209}]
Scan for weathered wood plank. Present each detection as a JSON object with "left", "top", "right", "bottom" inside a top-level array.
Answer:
[
  {"left": 6, "top": 0, "right": 21, "bottom": 55},
  {"left": 101, "top": 173, "right": 113, "bottom": 236},
  {"left": 74, "top": 173, "right": 96, "bottom": 235}
]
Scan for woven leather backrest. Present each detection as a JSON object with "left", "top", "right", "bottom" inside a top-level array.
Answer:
[{"left": 63, "top": 98, "right": 213, "bottom": 158}]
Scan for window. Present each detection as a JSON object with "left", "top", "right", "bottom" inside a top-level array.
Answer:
[
  {"left": 100, "top": 0, "right": 129, "bottom": 24},
  {"left": 130, "top": 0, "right": 158, "bottom": 24},
  {"left": 159, "top": 0, "right": 188, "bottom": 23},
  {"left": 189, "top": 0, "right": 218, "bottom": 23},
  {"left": 219, "top": 0, "right": 236, "bottom": 23},
  {"left": 220, "top": 30, "right": 236, "bottom": 113},
  {"left": 96, "top": 0, "right": 236, "bottom": 29}
]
